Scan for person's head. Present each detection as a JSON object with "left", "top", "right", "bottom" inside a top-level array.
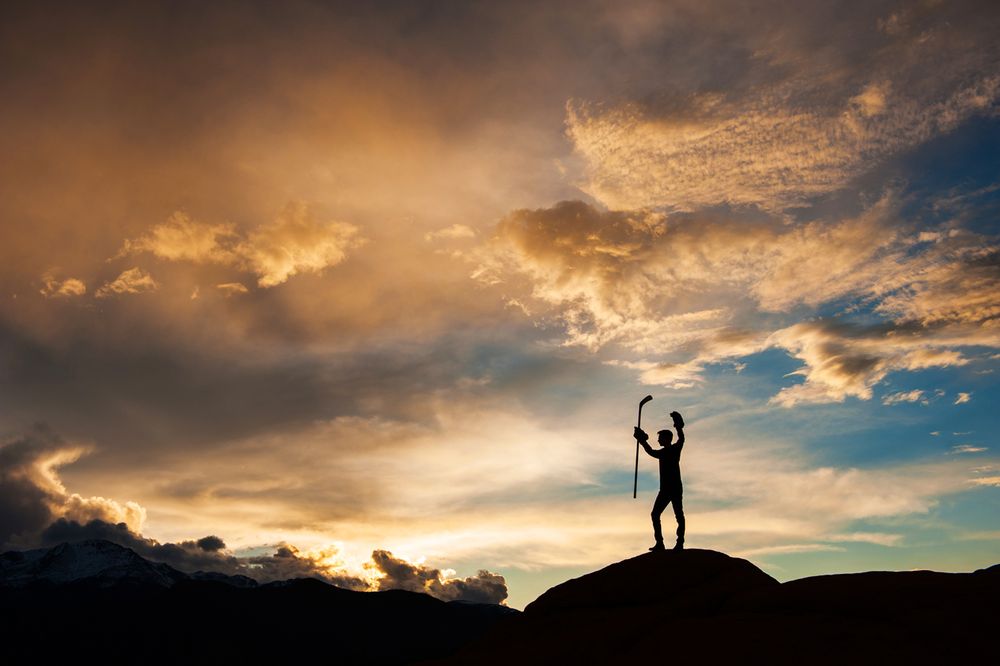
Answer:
[{"left": 657, "top": 429, "right": 674, "bottom": 446}]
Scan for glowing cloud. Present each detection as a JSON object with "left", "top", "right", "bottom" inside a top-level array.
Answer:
[
  {"left": 216, "top": 282, "right": 249, "bottom": 296},
  {"left": 425, "top": 224, "right": 476, "bottom": 241},
  {"left": 237, "top": 202, "right": 365, "bottom": 287},
  {"left": 95, "top": 267, "right": 159, "bottom": 298},
  {"left": 117, "top": 211, "right": 238, "bottom": 264},
  {"left": 480, "top": 197, "right": 997, "bottom": 400},
  {"left": 39, "top": 273, "right": 86, "bottom": 298},
  {"left": 117, "top": 203, "right": 365, "bottom": 288}
]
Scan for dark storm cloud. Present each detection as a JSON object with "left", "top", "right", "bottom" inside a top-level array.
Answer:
[
  {"left": 197, "top": 535, "right": 225, "bottom": 552},
  {"left": 40, "top": 518, "right": 241, "bottom": 573},
  {"left": 371, "top": 549, "right": 509, "bottom": 604},
  {"left": 239, "top": 544, "right": 367, "bottom": 589},
  {"left": 0, "top": 427, "right": 62, "bottom": 548},
  {"left": 0, "top": 425, "right": 146, "bottom": 549}
]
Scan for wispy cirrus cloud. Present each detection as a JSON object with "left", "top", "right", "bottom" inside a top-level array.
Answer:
[
  {"left": 567, "top": 2, "right": 1000, "bottom": 214},
  {"left": 567, "top": 76, "right": 998, "bottom": 212},
  {"left": 882, "top": 390, "right": 926, "bottom": 406},
  {"left": 951, "top": 444, "right": 987, "bottom": 454}
]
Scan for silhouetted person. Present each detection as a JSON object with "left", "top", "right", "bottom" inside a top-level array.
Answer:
[{"left": 634, "top": 411, "right": 685, "bottom": 551}]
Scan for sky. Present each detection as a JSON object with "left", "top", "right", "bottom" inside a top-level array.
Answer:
[{"left": 1, "top": 0, "right": 998, "bottom": 609}]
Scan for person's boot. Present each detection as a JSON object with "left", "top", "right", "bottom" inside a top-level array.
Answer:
[
  {"left": 649, "top": 541, "right": 665, "bottom": 552},
  {"left": 673, "top": 539, "right": 684, "bottom": 550}
]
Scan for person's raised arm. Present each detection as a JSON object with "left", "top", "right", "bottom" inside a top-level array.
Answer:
[
  {"left": 670, "top": 411, "right": 685, "bottom": 449},
  {"left": 634, "top": 427, "right": 661, "bottom": 458}
]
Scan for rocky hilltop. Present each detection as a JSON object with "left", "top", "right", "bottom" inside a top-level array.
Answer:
[
  {"left": 439, "top": 549, "right": 999, "bottom": 664},
  {"left": 526, "top": 548, "right": 777, "bottom": 614}
]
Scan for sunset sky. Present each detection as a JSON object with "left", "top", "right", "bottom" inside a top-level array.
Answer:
[{"left": 2, "top": 0, "right": 999, "bottom": 609}]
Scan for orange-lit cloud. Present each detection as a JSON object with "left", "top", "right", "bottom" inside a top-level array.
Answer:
[
  {"left": 369, "top": 549, "right": 508, "bottom": 604},
  {"left": 425, "top": 224, "right": 476, "bottom": 242},
  {"left": 237, "top": 202, "right": 365, "bottom": 287},
  {"left": 95, "top": 267, "right": 159, "bottom": 298},
  {"left": 478, "top": 195, "right": 998, "bottom": 403},
  {"left": 116, "top": 212, "right": 239, "bottom": 264},
  {"left": 39, "top": 273, "right": 86, "bottom": 298},
  {"left": 480, "top": 196, "right": 904, "bottom": 347},
  {"left": 118, "top": 203, "right": 365, "bottom": 288},
  {"left": 216, "top": 282, "right": 249, "bottom": 296}
]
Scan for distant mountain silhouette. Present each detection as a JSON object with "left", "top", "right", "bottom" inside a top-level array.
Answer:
[
  {"left": 0, "top": 540, "right": 516, "bottom": 664},
  {"left": 438, "top": 549, "right": 1000, "bottom": 664},
  {"left": 2, "top": 539, "right": 214, "bottom": 588}
]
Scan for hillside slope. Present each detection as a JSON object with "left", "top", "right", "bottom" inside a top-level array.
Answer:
[{"left": 438, "top": 550, "right": 1000, "bottom": 664}]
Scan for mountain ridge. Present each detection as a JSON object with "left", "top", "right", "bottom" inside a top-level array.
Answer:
[
  {"left": 0, "top": 539, "right": 516, "bottom": 664},
  {"left": 3, "top": 540, "right": 997, "bottom": 663}
]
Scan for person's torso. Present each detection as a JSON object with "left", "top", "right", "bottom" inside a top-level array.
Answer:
[{"left": 658, "top": 445, "right": 682, "bottom": 489}]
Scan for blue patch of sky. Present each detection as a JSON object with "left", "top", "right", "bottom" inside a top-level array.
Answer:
[
  {"left": 893, "top": 117, "right": 1000, "bottom": 234},
  {"left": 933, "top": 486, "right": 1000, "bottom": 535},
  {"left": 762, "top": 362, "right": 998, "bottom": 468},
  {"left": 791, "top": 116, "right": 1000, "bottom": 233},
  {"left": 702, "top": 347, "right": 803, "bottom": 401},
  {"left": 594, "top": 467, "right": 641, "bottom": 496}
]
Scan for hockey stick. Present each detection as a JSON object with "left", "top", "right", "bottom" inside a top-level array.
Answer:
[{"left": 633, "top": 395, "right": 652, "bottom": 498}]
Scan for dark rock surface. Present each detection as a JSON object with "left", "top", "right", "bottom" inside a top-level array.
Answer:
[
  {"left": 526, "top": 548, "right": 777, "bottom": 615},
  {"left": 434, "top": 550, "right": 1000, "bottom": 665}
]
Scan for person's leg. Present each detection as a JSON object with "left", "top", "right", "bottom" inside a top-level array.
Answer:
[
  {"left": 651, "top": 491, "right": 668, "bottom": 547},
  {"left": 672, "top": 493, "right": 685, "bottom": 548}
]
